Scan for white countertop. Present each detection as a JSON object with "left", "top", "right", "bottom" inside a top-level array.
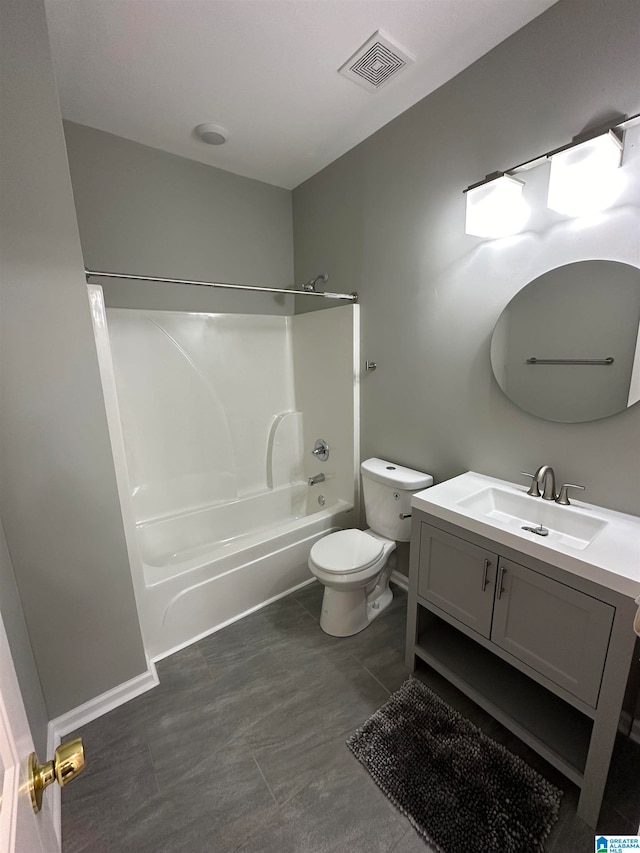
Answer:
[{"left": 412, "top": 472, "right": 640, "bottom": 600}]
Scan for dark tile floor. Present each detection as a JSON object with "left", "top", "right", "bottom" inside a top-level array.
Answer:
[{"left": 62, "top": 582, "right": 640, "bottom": 853}]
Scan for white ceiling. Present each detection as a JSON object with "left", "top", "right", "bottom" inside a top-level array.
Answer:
[{"left": 44, "top": 0, "right": 557, "bottom": 190}]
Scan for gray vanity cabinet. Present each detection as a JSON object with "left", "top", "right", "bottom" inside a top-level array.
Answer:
[
  {"left": 417, "top": 525, "right": 614, "bottom": 706},
  {"left": 406, "top": 511, "right": 639, "bottom": 828},
  {"left": 491, "top": 557, "right": 614, "bottom": 707},
  {"left": 417, "top": 525, "right": 497, "bottom": 638}
]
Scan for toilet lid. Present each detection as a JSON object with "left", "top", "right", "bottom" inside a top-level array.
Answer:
[{"left": 310, "top": 529, "right": 384, "bottom": 574}]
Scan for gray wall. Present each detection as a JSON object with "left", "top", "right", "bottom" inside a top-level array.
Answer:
[
  {"left": 0, "top": 0, "right": 147, "bottom": 719},
  {"left": 0, "top": 521, "right": 48, "bottom": 755},
  {"left": 63, "top": 122, "right": 294, "bottom": 315},
  {"left": 293, "top": 0, "right": 640, "bottom": 516}
]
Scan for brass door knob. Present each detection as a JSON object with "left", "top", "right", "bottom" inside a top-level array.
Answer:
[{"left": 28, "top": 737, "right": 85, "bottom": 813}]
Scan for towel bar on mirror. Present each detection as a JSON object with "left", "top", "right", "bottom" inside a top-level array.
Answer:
[{"left": 525, "top": 357, "right": 614, "bottom": 365}]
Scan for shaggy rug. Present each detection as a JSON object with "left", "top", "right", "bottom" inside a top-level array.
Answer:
[{"left": 347, "top": 677, "right": 562, "bottom": 853}]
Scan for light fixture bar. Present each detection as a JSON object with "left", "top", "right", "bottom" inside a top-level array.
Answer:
[{"left": 463, "top": 111, "right": 639, "bottom": 195}]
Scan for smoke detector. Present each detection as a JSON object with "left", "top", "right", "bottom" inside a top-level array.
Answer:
[
  {"left": 339, "top": 30, "right": 414, "bottom": 93},
  {"left": 195, "top": 123, "right": 228, "bottom": 145}
]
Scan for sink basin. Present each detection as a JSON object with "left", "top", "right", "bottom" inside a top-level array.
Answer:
[
  {"left": 411, "top": 471, "right": 640, "bottom": 599},
  {"left": 456, "top": 486, "right": 607, "bottom": 550}
]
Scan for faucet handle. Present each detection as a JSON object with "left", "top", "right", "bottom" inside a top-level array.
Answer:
[
  {"left": 311, "top": 439, "right": 329, "bottom": 461},
  {"left": 520, "top": 472, "right": 541, "bottom": 498},
  {"left": 556, "top": 483, "right": 585, "bottom": 506}
]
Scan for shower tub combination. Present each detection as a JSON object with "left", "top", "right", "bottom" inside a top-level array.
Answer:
[
  {"left": 141, "top": 486, "right": 353, "bottom": 658},
  {"left": 89, "top": 286, "right": 359, "bottom": 660}
]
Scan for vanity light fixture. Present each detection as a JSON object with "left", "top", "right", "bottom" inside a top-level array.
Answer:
[
  {"left": 464, "top": 174, "right": 528, "bottom": 238},
  {"left": 547, "top": 130, "right": 624, "bottom": 216},
  {"left": 463, "top": 112, "right": 639, "bottom": 237}
]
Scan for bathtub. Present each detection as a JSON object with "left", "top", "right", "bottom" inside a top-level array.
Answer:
[{"left": 139, "top": 483, "right": 354, "bottom": 659}]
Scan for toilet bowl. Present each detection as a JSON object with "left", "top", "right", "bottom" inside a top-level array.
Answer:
[{"left": 308, "top": 458, "right": 433, "bottom": 637}]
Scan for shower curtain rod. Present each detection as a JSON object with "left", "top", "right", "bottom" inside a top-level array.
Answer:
[{"left": 85, "top": 269, "right": 358, "bottom": 302}]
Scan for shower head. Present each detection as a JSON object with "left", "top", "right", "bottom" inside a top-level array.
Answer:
[{"left": 300, "top": 272, "right": 329, "bottom": 292}]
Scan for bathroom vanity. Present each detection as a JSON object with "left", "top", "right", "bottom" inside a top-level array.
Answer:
[{"left": 405, "top": 472, "right": 640, "bottom": 827}]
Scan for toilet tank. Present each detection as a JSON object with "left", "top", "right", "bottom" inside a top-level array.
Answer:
[{"left": 361, "top": 458, "right": 433, "bottom": 542}]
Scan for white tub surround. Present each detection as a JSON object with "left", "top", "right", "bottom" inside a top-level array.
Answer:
[
  {"left": 90, "top": 288, "right": 359, "bottom": 658},
  {"left": 146, "top": 498, "right": 352, "bottom": 659},
  {"left": 139, "top": 483, "right": 309, "bottom": 579}
]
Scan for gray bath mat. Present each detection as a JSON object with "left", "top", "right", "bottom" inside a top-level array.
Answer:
[{"left": 347, "top": 677, "right": 562, "bottom": 853}]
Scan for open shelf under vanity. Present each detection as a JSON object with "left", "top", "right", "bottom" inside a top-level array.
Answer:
[
  {"left": 405, "top": 511, "right": 640, "bottom": 828},
  {"left": 413, "top": 604, "right": 592, "bottom": 785}
]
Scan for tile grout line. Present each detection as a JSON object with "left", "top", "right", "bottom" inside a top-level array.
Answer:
[
  {"left": 249, "top": 751, "right": 279, "bottom": 807},
  {"left": 145, "top": 739, "right": 163, "bottom": 798},
  {"left": 231, "top": 748, "right": 287, "bottom": 853},
  {"left": 204, "top": 668, "right": 305, "bottom": 759},
  {"left": 152, "top": 647, "right": 308, "bottom": 778},
  {"left": 291, "top": 593, "right": 321, "bottom": 621},
  {"left": 360, "top": 661, "right": 393, "bottom": 695}
]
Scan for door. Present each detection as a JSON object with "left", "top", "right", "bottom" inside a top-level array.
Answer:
[
  {"left": 491, "top": 557, "right": 615, "bottom": 707},
  {"left": 0, "top": 610, "right": 59, "bottom": 853},
  {"left": 417, "top": 524, "right": 498, "bottom": 639}
]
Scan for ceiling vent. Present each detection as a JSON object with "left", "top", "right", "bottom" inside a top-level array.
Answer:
[{"left": 339, "top": 30, "right": 414, "bottom": 93}]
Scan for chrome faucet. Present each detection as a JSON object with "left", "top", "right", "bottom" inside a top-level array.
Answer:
[
  {"left": 308, "top": 473, "right": 325, "bottom": 486},
  {"left": 535, "top": 465, "right": 557, "bottom": 501},
  {"left": 521, "top": 466, "right": 556, "bottom": 500},
  {"left": 521, "top": 468, "right": 586, "bottom": 505}
]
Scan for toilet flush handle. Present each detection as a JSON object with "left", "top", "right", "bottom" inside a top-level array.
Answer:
[{"left": 399, "top": 513, "right": 412, "bottom": 520}]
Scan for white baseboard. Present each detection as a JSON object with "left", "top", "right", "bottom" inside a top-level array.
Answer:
[
  {"left": 390, "top": 570, "right": 409, "bottom": 591},
  {"left": 48, "top": 663, "right": 158, "bottom": 745},
  {"left": 46, "top": 663, "right": 157, "bottom": 843}
]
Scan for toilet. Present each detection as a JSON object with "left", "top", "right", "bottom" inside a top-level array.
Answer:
[{"left": 308, "top": 457, "right": 433, "bottom": 637}]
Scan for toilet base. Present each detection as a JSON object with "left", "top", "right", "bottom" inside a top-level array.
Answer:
[{"left": 319, "top": 582, "right": 393, "bottom": 637}]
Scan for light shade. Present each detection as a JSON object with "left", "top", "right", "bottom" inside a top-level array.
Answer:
[
  {"left": 465, "top": 175, "right": 528, "bottom": 238},
  {"left": 547, "top": 130, "right": 623, "bottom": 216}
]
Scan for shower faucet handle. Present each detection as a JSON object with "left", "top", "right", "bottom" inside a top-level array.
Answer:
[{"left": 312, "top": 439, "right": 329, "bottom": 461}]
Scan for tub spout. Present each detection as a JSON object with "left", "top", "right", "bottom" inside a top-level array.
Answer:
[{"left": 308, "top": 473, "right": 325, "bottom": 486}]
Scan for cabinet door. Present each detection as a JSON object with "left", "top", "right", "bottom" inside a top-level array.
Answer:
[
  {"left": 491, "top": 558, "right": 614, "bottom": 707},
  {"left": 417, "top": 524, "right": 498, "bottom": 638}
]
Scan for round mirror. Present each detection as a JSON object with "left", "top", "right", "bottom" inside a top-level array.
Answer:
[{"left": 490, "top": 261, "right": 640, "bottom": 423}]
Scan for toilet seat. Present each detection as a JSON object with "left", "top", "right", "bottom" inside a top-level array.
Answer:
[{"left": 309, "top": 529, "right": 384, "bottom": 574}]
